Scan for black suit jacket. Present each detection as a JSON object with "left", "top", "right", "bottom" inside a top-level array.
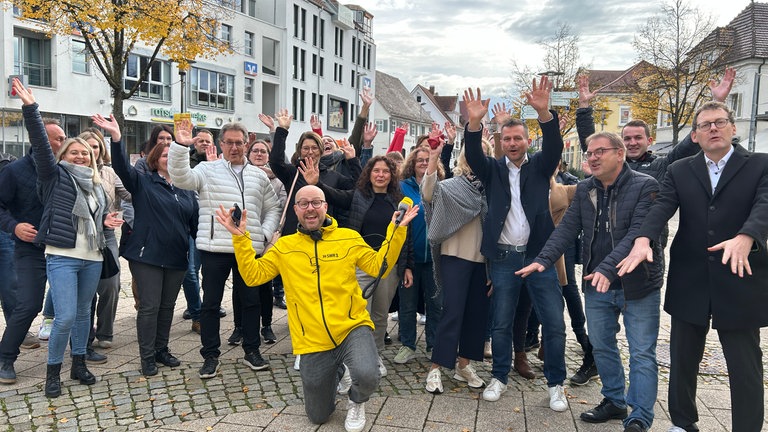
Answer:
[{"left": 637, "top": 144, "right": 768, "bottom": 330}]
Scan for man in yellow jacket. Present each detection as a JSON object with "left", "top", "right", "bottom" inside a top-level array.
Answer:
[{"left": 215, "top": 184, "right": 418, "bottom": 432}]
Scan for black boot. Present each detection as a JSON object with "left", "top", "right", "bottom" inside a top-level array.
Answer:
[
  {"left": 45, "top": 363, "right": 62, "bottom": 398},
  {"left": 70, "top": 355, "right": 96, "bottom": 385}
]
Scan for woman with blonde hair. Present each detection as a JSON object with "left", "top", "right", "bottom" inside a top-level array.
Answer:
[{"left": 12, "top": 79, "right": 122, "bottom": 398}]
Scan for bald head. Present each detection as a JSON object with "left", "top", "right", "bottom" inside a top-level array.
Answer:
[{"left": 294, "top": 185, "right": 328, "bottom": 231}]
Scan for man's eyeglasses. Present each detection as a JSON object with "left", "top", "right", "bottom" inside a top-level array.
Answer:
[
  {"left": 296, "top": 200, "right": 326, "bottom": 209},
  {"left": 221, "top": 141, "right": 245, "bottom": 147},
  {"left": 583, "top": 147, "right": 620, "bottom": 159},
  {"left": 695, "top": 118, "right": 731, "bottom": 132}
]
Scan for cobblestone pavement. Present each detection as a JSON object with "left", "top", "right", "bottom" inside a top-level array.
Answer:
[{"left": 1, "top": 215, "right": 767, "bottom": 431}]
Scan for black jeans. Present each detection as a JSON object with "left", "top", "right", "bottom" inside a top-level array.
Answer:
[
  {"left": 233, "top": 280, "right": 272, "bottom": 328},
  {"left": 199, "top": 251, "right": 261, "bottom": 359},
  {"left": 0, "top": 243, "right": 47, "bottom": 363}
]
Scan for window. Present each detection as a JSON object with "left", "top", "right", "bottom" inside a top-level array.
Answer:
[
  {"left": 312, "top": 15, "right": 318, "bottom": 46},
  {"left": 262, "top": 37, "right": 278, "bottom": 75},
  {"left": 124, "top": 53, "right": 171, "bottom": 101},
  {"left": 221, "top": 24, "right": 232, "bottom": 47},
  {"left": 300, "top": 49, "right": 306, "bottom": 81},
  {"left": 352, "top": 36, "right": 356, "bottom": 63},
  {"left": 328, "top": 96, "right": 348, "bottom": 131},
  {"left": 292, "top": 47, "right": 298, "bottom": 79},
  {"left": 292, "top": 47, "right": 305, "bottom": 81},
  {"left": 350, "top": 104, "right": 355, "bottom": 121},
  {"left": 244, "top": 77, "right": 254, "bottom": 102},
  {"left": 375, "top": 119, "right": 388, "bottom": 133},
  {"left": 312, "top": 93, "right": 317, "bottom": 113},
  {"left": 13, "top": 31, "right": 52, "bottom": 87},
  {"left": 319, "top": 57, "right": 325, "bottom": 77},
  {"left": 301, "top": 8, "right": 306, "bottom": 41},
  {"left": 318, "top": 95, "right": 324, "bottom": 114},
  {"left": 319, "top": 19, "right": 325, "bottom": 49},
  {"left": 244, "top": 31, "right": 254, "bottom": 57},
  {"left": 350, "top": 70, "right": 355, "bottom": 88},
  {"left": 71, "top": 40, "right": 90, "bottom": 75},
  {"left": 334, "top": 28, "right": 344, "bottom": 57},
  {"left": 312, "top": 54, "right": 317, "bottom": 75},
  {"left": 189, "top": 67, "right": 235, "bottom": 110},
  {"left": 333, "top": 63, "right": 343, "bottom": 84},
  {"left": 728, "top": 93, "right": 743, "bottom": 118},
  {"left": 292, "top": 87, "right": 305, "bottom": 121},
  {"left": 619, "top": 106, "right": 630, "bottom": 126},
  {"left": 293, "top": 5, "right": 299, "bottom": 37}
]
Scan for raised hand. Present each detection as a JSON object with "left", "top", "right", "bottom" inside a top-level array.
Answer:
[
  {"left": 91, "top": 114, "right": 122, "bottom": 142},
  {"left": 310, "top": 113, "right": 322, "bottom": 130},
  {"left": 298, "top": 157, "right": 318, "bottom": 184},
  {"left": 391, "top": 204, "right": 421, "bottom": 227},
  {"left": 400, "top": 122, "right": 410, "bottom": 134},
  {"left": 710, "top": 66, "right": 736, "bottom": 103},
  {"left": 463, "top": 87, "right": 490, "bottom": 131},
  {"left": 215, "top": 204, "right": 248, "bottom": 235},
  {"left": 491, "top": 102, "right": 512, "bottom": 126},
  {"left": 443, "top": 122, "right": 456, "bottom": 144},
  {"left": 559, "top": 112, "right": 571, "bottom": 132},
  {"left": 338, "top": 138, "right": 356, "bottom": 159},
  {"left": 205, "top": 143, "right": 218, "bottom": 160},
  {"left": 360, "top": 87, "right": 374, "bottom": 108},
  {"left": 524, "top": 76, "right": 553, "bottom": 120},
  {"left": 275, "top": 109, "right": 292, "bottom": 130},
  {"left": 362, "top": 122, "right": 377, "bottom": 146},
  {"left": 258, "top": 113, "right": 277, "bottom": 132},
  {"left": 175, "top": 128, "right": 194, "bottom": 146},
  {"left": 577, "top": 75, "right": 596, "bottom": 108},
  {"left": 12, "top": 78, "right": 35, "bottom": 106}
]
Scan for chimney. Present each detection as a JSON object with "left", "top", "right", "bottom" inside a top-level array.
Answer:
[{"left": 429, "top": 85, "right": 435, "bottom": 95}]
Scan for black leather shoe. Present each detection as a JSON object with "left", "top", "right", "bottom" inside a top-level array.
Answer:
[
  {"left": 219, "top": 307, "right": 227, "bottom": 318},
  {"left": 45, "top": 363, "right": 62, "bottom": 398},
  {"left": 155, "top": 349, "right": 181, "bottom": 367},
  {"left": 273, "top": 298, "right": 287, "bottom": 309},
  {"left": 70, "top": 355, "right": 96, "bottom": 385},
  {"left": 623, "top": 420, "right": 647, "bottom": 432},
  {"left": 580, "top": 398, "right": 628, "bottom": 423},
  {"left": 182, "top": 309, "right": 192, "bottom": 320},
  {"left": 141, "top": 358, "right": 158, "bottom": 377},
  {"left": 570, "top": 360, "right": 599, "bottom": 386}
]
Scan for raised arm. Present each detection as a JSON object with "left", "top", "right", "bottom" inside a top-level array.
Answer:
[
  {"left": 13, "top": 79, "right": 56, "bottom": 183},
  {"left": 463, "top": 87, "right": 492, "bottom": 183}
]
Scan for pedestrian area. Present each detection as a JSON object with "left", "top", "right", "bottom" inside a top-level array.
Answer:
[{"left": 1, "top": 216, "right": 767, "bottom": 431}]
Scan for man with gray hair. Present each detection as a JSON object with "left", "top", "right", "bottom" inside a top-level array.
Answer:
[
  {"left": 518, "top": 132, "right": 662, "bottom": 432},
  {"left": 169, "top": 122, "right": 281, "bottom": 378}
]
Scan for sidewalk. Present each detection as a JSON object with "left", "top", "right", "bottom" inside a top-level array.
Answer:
[{"left": 1, "top": 215, "right": 767, "bottom": 431}]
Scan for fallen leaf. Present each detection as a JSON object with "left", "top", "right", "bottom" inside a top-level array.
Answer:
[
  {"left": 513, "top": 407, "right": 521, "bottom": 412},
  {"left": 59, "top": 418, "right": 68, "bottom": 423},
  {"left": 242, "top": 386, "right": 249, "bottom": 393}
]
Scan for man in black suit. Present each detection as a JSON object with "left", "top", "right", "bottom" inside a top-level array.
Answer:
[{"left": 619, "top": 101, "right": 768, "bottom": 432}]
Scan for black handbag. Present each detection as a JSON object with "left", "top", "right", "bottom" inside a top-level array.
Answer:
[{"left": 100, "top": 248, "right": 119, "bottom": 279}]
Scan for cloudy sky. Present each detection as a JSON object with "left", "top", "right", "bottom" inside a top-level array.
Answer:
[{"left": 351, "top": 0, "right": 755, "bottom": 98}]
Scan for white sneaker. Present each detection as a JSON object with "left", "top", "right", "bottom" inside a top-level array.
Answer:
[
  {"left": 483, "top": 340, "right": 492, "bottom": 358},
  {"left": 377, "top": 356, "right": 387, "bottom": 377},
  {"left": 393, "top": 346, "right": 416, "bottom": 364},
  {"left": 548, "top": 384, "right": 568, "bottom": 412},
  {"left": 668, "top": 427, "right": 687, "bottom": 432},
  {"left": 425, "top": 368, "right": 443, "bottom": 394},
  {"left": 389, "top": 311, "right": 399, "bottom": 321},
  {"left": 293, "top": 355, "right": 301, "bottom": 371},
  {"left": 418, "top": 313, "right": 426, "bottom": 325},
  {"left": 453, "top": 362, "right": 485, "bottom": 389},
  {"left": 38, "top": 318, "right": 53, "bottom": 341},
  {"left": 92, "top": 339, "right": 112, "bottom": 349},
  {"left": 482, "top": 378, "right": 507, "bottom": 401},
  {"left": 337, "top": 365, "right": 352, "bottom": 395},
  {"left": 345, "top": 400, "right": 366, "bottom": 432}
]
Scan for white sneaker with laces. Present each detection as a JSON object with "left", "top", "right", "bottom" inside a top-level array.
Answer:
[
  {"left": 425, "top": 368, "right": 443, "bottom": 394},
  {"left": 293, "top": 355, "right": 301, "bottom": 371},
  {"left": 38, "top": 318, "right": 53, "bottom": 341},
  {"left": 548, "top": 384, "right": 568, "bottom": 412},
  {"left": 453, "top": 362, "right": 485, "bottom": 388},
  {"left": 337, "top": 365, "right": 352, "bottom": 395},
  {"left": 482, "top": 378, "right": 507, "bottom": 401},
  {"left": 345, "top": 400, "right": 366, "bottom": 432},
  {"left": 377, "top": 356, "right": 387, "bottom": 377},
  {"left": 393, "top": 346, "right": 416, "bottom": 364}
]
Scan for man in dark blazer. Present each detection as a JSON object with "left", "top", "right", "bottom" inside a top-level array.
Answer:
[
  {"left": 619, "top": 101, "right": 768, "bottom": 432},
  {"left": 464, "top": 78, "right": 569, "bottom": 412}
]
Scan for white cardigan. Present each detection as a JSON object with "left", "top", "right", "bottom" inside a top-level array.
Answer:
[{"left": 168, "top": 142, "right": 280, "bottom": 254}]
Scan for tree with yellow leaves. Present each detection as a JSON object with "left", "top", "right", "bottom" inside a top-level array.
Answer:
[{"left": 10, "top": 0, "right": 233, "bottom": 127}]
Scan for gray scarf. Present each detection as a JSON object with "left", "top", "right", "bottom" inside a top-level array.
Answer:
[
  {"left": 423, "top": 174, "right": 487, "bottom": 294},
  {"left": 60, "top": 161, "right": 106, "bottom": 250}
]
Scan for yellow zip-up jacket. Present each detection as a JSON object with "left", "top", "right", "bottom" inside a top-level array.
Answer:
[{"left": 232, "top": 216, "right": 407, "bottom": 355}]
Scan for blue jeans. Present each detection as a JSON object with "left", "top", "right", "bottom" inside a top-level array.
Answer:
[
  {"left": 488, "top": 249, "right": 566, "bottom": 386},
  {"left": 0, "top": 231, "right": 17, "bottom": 322},
  {"left": 46, "top": 255, "right": 101, "bottom": 365},
  {"left": 399, "top": 262, "right": 442, "bottom": 351},
  {"left": 181, "top": 236, "right": 202, "bottom": 321},
  {"left": 585, "top": 288, "right": 660, "bottom": 429}
]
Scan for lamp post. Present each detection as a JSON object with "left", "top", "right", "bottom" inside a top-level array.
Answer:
[
  {"left": 537, "top": 70, "right": 564, "bottom": 109},
  {"left": 175, "top": 59, "right": 196, "bottom": 113},
  {"left": 595, "top": 108, "right": 613, "bottom": 131}
]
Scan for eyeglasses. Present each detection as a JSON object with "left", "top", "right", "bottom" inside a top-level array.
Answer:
[
  {"left": 251, "top": 149, "right": 268, "bottom": 154},
  {"left": 296, "top": 200, "right": 326, "bottom": 209},
  {"left": 221, "top": 141, "right": 245, "bottom": 147},
  {"left": 301, "top": 146, "right": 320, "bottom": 152},
  {"left": 415, "top": 158, "right": 430, "bottom": 164},
  {"left": 583, "top": 147, "right": 620, "bottom": 159},
  {"left": 695, "top": 118, "right": 731, "bottom": 132}
]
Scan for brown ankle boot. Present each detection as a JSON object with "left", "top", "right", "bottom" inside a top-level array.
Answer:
[{"left": 514, "top": 351, "right": 535, "bottom": 379}]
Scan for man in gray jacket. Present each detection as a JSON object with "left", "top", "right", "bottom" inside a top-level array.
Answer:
[
  {"left": 518, "top": 132, "right": 661, "bottom": 432},
  {"left": 169, "top": 122, "right": 280, "bottom": 379}
]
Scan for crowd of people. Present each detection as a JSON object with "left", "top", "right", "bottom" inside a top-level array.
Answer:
[{"left": 0, "top": 66, "right": 765, "bottom": 432}]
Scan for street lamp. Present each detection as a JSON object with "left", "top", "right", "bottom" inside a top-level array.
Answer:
[{"left": 595, "top": 108, "right": 613, "bottom": 131}]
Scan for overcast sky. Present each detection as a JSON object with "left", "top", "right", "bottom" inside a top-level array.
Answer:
[{"left": 351, "top": 0, "right": 755, "bottom": 98}]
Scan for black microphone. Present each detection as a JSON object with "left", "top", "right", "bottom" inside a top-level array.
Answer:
[{"left": 394, "top": 197, "right": 413, "bottom": 226}]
